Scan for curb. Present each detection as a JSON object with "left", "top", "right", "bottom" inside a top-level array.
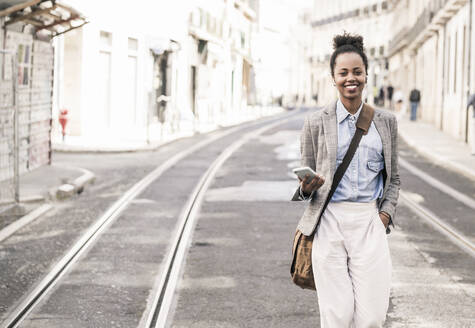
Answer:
[
  {"left": 398, "top": 131, "right": 475, "bottom": 182},
  {"left": 0, "top": 204, "right": 53, "bottom": 243},
  {"left": 0, "top": 167, "right": 96, "bottom": 242},
  {"left": 52, "top": 109, "right": 287, "bottom": 153},
  {"left": 56, "top": 167, "right": 96, "bottom": 200},
  {"left": 52, "top": 139, "right": 178, "bottom": 153}
]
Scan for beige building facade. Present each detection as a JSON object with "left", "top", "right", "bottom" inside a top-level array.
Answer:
[
  {"left": 388, "top": 0, "right": 473, "bottom": 146},
  {"left": 311, "top": 0, "right": 475, "bottom": 147}
]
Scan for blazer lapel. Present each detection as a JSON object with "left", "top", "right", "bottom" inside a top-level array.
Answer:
[
  {"left": 373, "top": 112, "right": 391, "bottom": 187},
  {"left": 322, "top": 101, "right": 338, "bottom": 175}
]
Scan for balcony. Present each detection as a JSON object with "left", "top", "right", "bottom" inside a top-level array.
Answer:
[
  {"left": 311, "top": 2, "right": 393, "bottom": 29},
  {"left": 234, "top": 0, "right": 256, "bottom": 21},
  {"left": 388, "top": 26, "right": 409, "bottom": 56},
  {"left": 388, "top": 0, "right": 469, "bottom": 56}
]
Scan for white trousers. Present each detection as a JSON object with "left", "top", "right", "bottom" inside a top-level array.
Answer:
[{"left": 312, "top": 201, "right": 392, "bottom": 328}]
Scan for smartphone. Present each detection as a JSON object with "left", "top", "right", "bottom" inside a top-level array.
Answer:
[{"left": 292, "top": 167, "right": 318, "bottom": 181}]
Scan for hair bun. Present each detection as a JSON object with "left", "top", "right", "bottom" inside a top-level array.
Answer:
[{"left": 333, "top": 32, "right": 364, "bottom": 52}]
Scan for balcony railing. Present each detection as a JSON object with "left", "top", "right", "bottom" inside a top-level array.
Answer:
[
  {"left": 388, "top": 0, "right": 468, "bottom": 56},
  {"left": 311, "top": 2, "right": 390, "bottom": 28},
  {"left": 388, "top": 26, "right": 409, "bottom": 55},
  {"left": 405, "top": 6, "right": 433, "bottom": 47},
  {"left": 312, "top": 9, "right": 362, "bottom": 27}
]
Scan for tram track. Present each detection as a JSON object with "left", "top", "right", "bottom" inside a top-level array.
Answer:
[
  {"left": 141, "top": 118, "right": 295, "bottom": 328},
  {"left": 399, "top": 190, "right": 475, "bottom": 257},
  {"left": 0, "top": 111, "right": 302, "bottom": 328},
  {"left": 398, "top": 149, "right": 475, "bottom": 258}
]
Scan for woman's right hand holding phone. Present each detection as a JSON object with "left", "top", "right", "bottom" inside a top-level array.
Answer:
[{"left": 299, "top": 174, "right": 325, "bottom": 197}]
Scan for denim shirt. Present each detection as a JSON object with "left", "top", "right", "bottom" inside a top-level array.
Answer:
[{"left": 331, "top": 99, "right": 384, "bottom": 202}]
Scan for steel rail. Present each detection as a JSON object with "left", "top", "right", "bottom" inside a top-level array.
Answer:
[
  {"left": 1, "top": 111, "right": 296, "bottom": 328},
  {"left": 142, "top": 115, "right": 305, "bottom": 328},
  {"left": 400, "top": 190, "right": 475, "bottom": 258}
]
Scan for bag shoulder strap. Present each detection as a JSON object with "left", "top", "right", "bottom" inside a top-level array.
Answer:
[{"left": 318, "top": 104, "right": 375, "bottom": 223}]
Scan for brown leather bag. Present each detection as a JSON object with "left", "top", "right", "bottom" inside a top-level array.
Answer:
[
  {"left": 291, "top": 230, "right": 316, "bottom": 290},
  {"left": 290, "top": 104, "right": 374, "bottom": 290}
]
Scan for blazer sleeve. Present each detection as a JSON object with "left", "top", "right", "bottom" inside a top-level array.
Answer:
[
  {"left": 291, "top": 115, "right": 317, "bottom": 201},
  {"left": 379, "top": 116, "right": 400, "bottom": 219}
]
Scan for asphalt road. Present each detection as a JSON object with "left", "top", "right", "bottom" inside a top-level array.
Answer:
[
  {"left": 169, "top": 115, "right": 474, "bottom": 327},
  {"left": 0, "top": 109, "right": 473, "bottom": 327}
]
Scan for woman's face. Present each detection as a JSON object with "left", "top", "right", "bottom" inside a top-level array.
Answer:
[{"left": 333, "top": 52, "right": 366, "bottom": 101}]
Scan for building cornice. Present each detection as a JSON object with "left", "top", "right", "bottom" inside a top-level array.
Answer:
[{"left": 388, "top": 0, "right": 469, "bottom": 57}]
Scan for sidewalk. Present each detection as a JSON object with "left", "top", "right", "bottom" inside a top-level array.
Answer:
[
  {"left": 397, "top": 115, "right": 475, "bottom": 181},
  {"left": 0, "top": 163, "right": 95, "bottom": 242},
  {"left": 52, "top": 106, "right": 286, "bottom": 152}
]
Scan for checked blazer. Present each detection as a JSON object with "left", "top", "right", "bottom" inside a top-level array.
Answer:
[{"left": 291, "top": 101, "right": 400, "bottom": 236}]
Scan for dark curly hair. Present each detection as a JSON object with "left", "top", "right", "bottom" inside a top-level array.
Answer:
[{"left": 330, "top": 32, "right": 368, "bottom": 78}]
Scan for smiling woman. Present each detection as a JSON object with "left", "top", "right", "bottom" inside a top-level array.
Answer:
[
  {"left": 330, "top": 33, "right": 368, "bottom": 114},
  {"left": 291, "top": 32, "right": 400, "bottom": 328}
]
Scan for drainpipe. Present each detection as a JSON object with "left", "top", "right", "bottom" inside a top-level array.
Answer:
[
  {"left": 441, "top": 25, "right": 446, "bottom": 130},
  {"left": 466, "top": 0, "right": 473, "bottom": 145}
]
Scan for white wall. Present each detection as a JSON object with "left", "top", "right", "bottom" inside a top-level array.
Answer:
[{"left": 58, "top": 0, "right": 193, "bottom": 140}]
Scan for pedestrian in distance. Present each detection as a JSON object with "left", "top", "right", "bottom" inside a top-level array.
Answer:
[
  {"left": 467, "top": 93, "right": 475, "bottom": 155},
  {"left": 373, "top": 86, "right": 379, "bottom": 106},
  {"left": 409, "top": 87, "right": 421, "bottom": 121},
  {"left": 292, "top": 32, "right": 400, "bottom": 328},
  {"left": 467, "top": 93, "right": 475, "bottom": 114},
  {"left": 387, "top": 84, "right": 394, "bottom": 110},
  {"left": 378, "top": 85, "right": 385, "bottom": 107}
]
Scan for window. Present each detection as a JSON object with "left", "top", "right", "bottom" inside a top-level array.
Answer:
[
  {"left": 446, "top": 36, "right": 450, "bottom": 92},
  {"left": 191, "top": 9, "right": 200, "bottom": 27},
  {"left": 199, "top": 8, "right": 205, "bottom": 28},
  {"left": 454, "top": 31, "right": 457, "bottom": 93},
  {"left": 100, "top": 31, "right": 112, "bottom": 48},
  {"left": 206, "top": 13, "right": 211, "bottom": 31},
  {"left": 99, "top": 31, "right": 112, "bottom": 126},
  {"left": 128, "top": 38, "right": 138, "bottom": 51},
  {"left": 218, "top": 20, "right": 223, "bottom": 37},
  {"left": 462, "top": 26, "right": 466, "bottom": 95},
  {"left": 17, "top": 43, "right": 31, "bottom": 86}
]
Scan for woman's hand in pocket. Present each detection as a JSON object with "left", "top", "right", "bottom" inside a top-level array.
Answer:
[
  {"left": 378, "top": 212, "right": 390, "bottom": 229},
  {"left": 299, "top": 174, "right": 325, "bottom": 197}
]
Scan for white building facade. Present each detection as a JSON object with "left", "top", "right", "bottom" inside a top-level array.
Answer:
[
  {"left": 55, "top": 0, "right": 191, "bottom": 145},
  {"left": 54, "top": 0, "right": 259, "bottom": 147},
  {"left": 252, "top": 0, "right": 313, "bottom": 108},
  {"left": 310, "top": 0, "right": 392, "bottom": 106}
]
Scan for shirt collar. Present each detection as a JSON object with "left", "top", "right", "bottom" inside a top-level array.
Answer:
[{"left": 336, "top": 98, "right": 364, "bottom": 124}]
